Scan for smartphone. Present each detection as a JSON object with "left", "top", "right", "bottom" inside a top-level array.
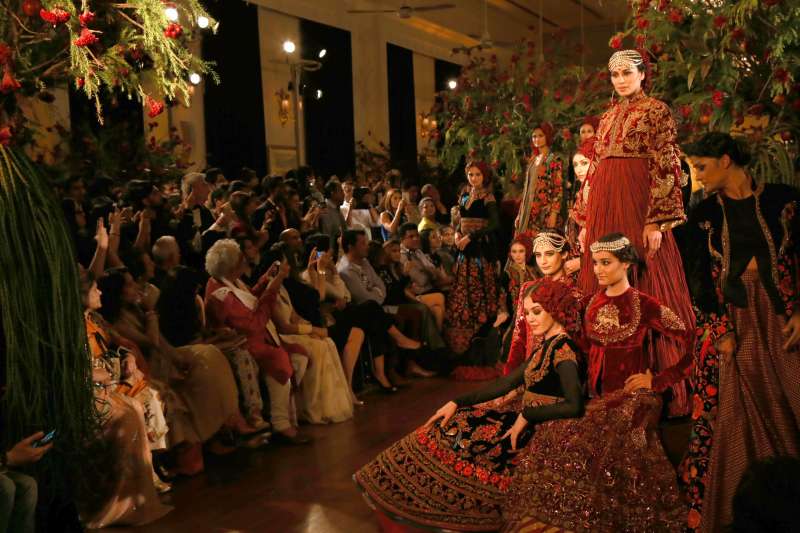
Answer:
[
  {"left": 315, "top": 251, "right": 324, "bottom": 259},
  {"left": 33, "top": 429, "right": 56, "bottom": 448}
]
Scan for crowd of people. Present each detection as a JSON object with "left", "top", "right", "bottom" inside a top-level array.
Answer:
[{"left": 3, "top": 47, "right": 797, "bottom": 532}]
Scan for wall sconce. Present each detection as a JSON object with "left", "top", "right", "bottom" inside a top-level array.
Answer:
[
  {"left": 418, "top": 112, "right": 438, "bottom": 139},
  {"left": 276, "top": 88, "right": 291, "bottom": 126}
]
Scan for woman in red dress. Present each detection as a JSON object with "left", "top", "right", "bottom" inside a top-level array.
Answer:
[
  {"left": 574, "top": 49, "right": 695, "bottom": 416},
  {"left": 502, "top": 233, "right": 693, "bottom": 532}
]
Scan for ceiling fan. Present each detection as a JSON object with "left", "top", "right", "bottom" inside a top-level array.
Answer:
[
  {"left": 464, "top": 0, "right": 516, "bottom": 51},
  {"left": 347, "top": 3, "right": 456, "bottom": 19}
]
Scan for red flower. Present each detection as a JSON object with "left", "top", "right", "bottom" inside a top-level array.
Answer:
[
  {"left": 705, "top": 384, "right": 718, "bottom": 397},
  {"left": 475, "top": 467, "right": 490, "bottom": 483},
  {"left": 635, "top": 33, "right": 647, "bottom": 48},
  {"left": 489, "top": 473, "right": 501, "bottom": 485},
  {"left": 553, "top": 89, "right": 562, "bottom": 101},
  {"left": 713, "top": 15, "right": 727, "bottom": 30},
  {"left": 39, "top": 7, "right": 70, "bottom": 25},
  {"left": 74, "top": 28, "right": 99, "bottom": 47},
  {"left": 76, "top": 77, "right": 85, "bottom": 88},
  {"left": 146, "top": 96, "right": 165, "bottom": 118},
  {"left": 691, "top": 393, "right": 703, "bottom": 420},
  {"left": 561, "top": 128, "right": 572, "bottom": 140},
  {"left": 563, "top": 94, "right": 574, "bottom": 105},
  {"left": 0, "top": 69, "right": 21, "bottom": 93},
  {"left": 609, "top": 33, "right": 623, "bottom": 50},
  {"left": 454, "top": 460, "right": 465, "bottom": 473},
  {"left": 521, "top": 94, "right": 532, "bottom": 112},
  {"left": 79, "top": 10, "right": 95, "bottom": 26},
  {"left": 0, "top": 126, "right": 11, "bottom": 146},
  {"left": 774, "top": 68, "right": 790, "bottom": 83},
  {"left": 679, "top": 105, "right": 692, "bottom": 118},
  {"left": 731, "top": 27, "right": 745, "bottom": 42},
  {"left": 164, "top": 23, "right": 183, "bottom": 38},
  {"left": 462, "top": 464, "right": 474, "bottom": 477},
  {"left": 636, "top": 17, "right": 650, "bottom": 30},
  {"left": 0, "top": 43, "right": 11, "bottom": 66},
  {"left": 711, "top": 90, "right": 725, "bottom": 108},
  {"left": 22, "top": 0, "right": 42, "bottom": 18},
  {"left": 668, "top": 9, "right": 684, "bottom": 24}
]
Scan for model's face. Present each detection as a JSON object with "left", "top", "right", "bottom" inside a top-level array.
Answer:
[
  {"left": 592, "top": 250, "right": 628, "bottom": 286},
  {"left": 523, "top": 296, "right": 555, "bottom": 336},
  {"left": 534, "top": 244, "right": 566, "bottom": 277},
  {"left": 510, "top": 243, "right": 527, "bottom": 266},
  {"left": 466, "top": 166, "right": 485, "bottom": 188},
  {"left": 579, "top": 124, "right": 595, "bottom": 142},
  {"left": 440, "top": 227, "right": 455, "bottom": 246},
  {"left": 420, "top": 200, "right": 436, "bottom": 218},
  {"left": 573, "top": 154, "right": 591, "bottom": 181},
  {"left": 531, "top": 129, "right": 548, "bottom": 149},
  {"left": 610, "top": 66, "right": 644, "bottom": 98},
  {"left": 87, "top": 282, "right": 102, "bottom": 311},
  {"left": 688, "top": 156, "right": 727, "bottom": 194}
]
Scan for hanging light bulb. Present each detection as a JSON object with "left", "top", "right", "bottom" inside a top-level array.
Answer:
[
  {"left": 448, "top": 79, "right": 457, "bottom": 90},
  {"left": 189, "top": 72, "right": 202, "bottom": 85},
  {"left": 164, "top": 6, "right": 179, "bottom": 22},
  {"left": 318, "top": 49, "right": 327, "bottom": 59},
  {"left": 197, "top": 16, "right": 210, "bottom": 29},
  {"left": 283, "top": 40, "right": 296, "bottom": 54},
  {"left": 315, "top": 89, "right": 323, "bottom": 100}
]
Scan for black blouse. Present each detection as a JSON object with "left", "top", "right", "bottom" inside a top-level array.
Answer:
[{"left": 454, "top": 335, "right": 584, "bottom": 424}]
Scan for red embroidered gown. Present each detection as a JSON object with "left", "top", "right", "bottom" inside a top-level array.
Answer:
[
  {"left": 502, "top": 287, "right": 693, "bottom": 532},
  {"left": 573, "top": 92, "right": 695, "bottom": 416}
]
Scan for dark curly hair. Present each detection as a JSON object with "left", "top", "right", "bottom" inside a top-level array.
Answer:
[
  {"left": 520, "top": 278, "right": 582, "bottom": 336},
  {"left": 682, "top": 132, "right": 752, "bottom": 167}
]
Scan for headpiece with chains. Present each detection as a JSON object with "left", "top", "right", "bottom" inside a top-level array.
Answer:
[
  {"left": 533, "top": 231, "right": 567, "bottom": 253},
  {"left": 608, "top": 50, "right": 644, "bottom": 72}
]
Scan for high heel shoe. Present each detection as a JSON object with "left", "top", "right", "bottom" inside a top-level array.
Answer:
[{"left": 377, "top": 381, "right": 398, "bottom": 394}]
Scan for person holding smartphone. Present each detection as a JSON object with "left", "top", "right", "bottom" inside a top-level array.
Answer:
[{"left": 0, "top": 431, "right": 54, "bottom": 532}]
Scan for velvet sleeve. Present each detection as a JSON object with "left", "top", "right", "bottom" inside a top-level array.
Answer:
[
  {"left": 453, "top": 363, "right": 526, "bottom": 407},
  {"left": 645, "top": 102, "right": 686, "bottom": 230},
  {"left": 503, "top": 314, "right": 530, "bottom": 376},
  {"left": 545, "top": 158, "right": 564, "bottom": 227},
  {"left": 640, "top": 294, "right": 695, "bottom": 392},
  {"left": 521, "top": 360, "right": 584, "bottom": 423}
]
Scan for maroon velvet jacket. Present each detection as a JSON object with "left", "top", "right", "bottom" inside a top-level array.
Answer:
[
  {"left": 584, "top": 287, "right": 693, "bottom": 396},
  {"left": 204, "top": 276, "right": 302, "bottom": 384}
]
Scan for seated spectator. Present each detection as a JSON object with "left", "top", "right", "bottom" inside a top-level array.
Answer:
[
  {"left": 379, "top": 188, "right": 409, "bottom": 240},
  {"left": 0, "top": 432, "right": 52, "bottom": 533},
  {"left": 98, "top": 268, "right": 251, "bottom": 471},
  {"left": 236, "top": 236, "right": 267, "bottom": 286},
  {"left": 207, "top": 187, "right": 228, "bottom": 217},
  {"left": 421, "top": 227, "right": 455, "bottom": 276},
  {"left": 80, "top": 272, "right": 172, "bottom": 528},
  {"left": 400, "top": 180, "right": 422, "bottom": 224},
  {"left": 398, "top": 223, "right": 451, "bottom": 298},
  {"left": 284, "top": 188, "right": 320, "bottom": 233},
  {"left": 62, "top": 197, "right": 94, "bottom": 267},
  {"left": 421, "top": 183, "right": 450, "bottom": 225},
  {"left": 158, "top": 266, "right": 270, "bottom": 436},
  {"left": 345, "top": 186, "right": 380, "bottom": 240},
  {"left": 125, "top": 180, "right": 170, "bottom": 243},
  {"left": 319, "top": 181, "right": 347, "bottom": 246},
  {"left": 204, "top": 239, "right": 311, "bottom": 444},
  {"left": 205, "top": 167, "right": 227, "bottom": 189},
  {"left": 239, "top": 167, "right": 260, "bottom": 193},
  {"left": 260, "top": 250, "right": 353, "bottom": 424},
  {"left": 417, "top": 197, "right": 439, "bottom": 232},
  {"left": 176, "top": 172, "right": 214, "bottom": 269},
  {"left": 252, "top": 176, "right": 287, "bottom": 244},
  {"left": 341, "top": 179, "right": 355, "bottom": 209},
  {"left": 151, "top": 235, "right": 181, "bottom": 288},
  {"left": 229, "top": 191, "right": 269, "bottom": 249}
]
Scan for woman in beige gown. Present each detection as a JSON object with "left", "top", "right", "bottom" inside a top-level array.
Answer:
[
  {"left": 81, "top": 273, "right": 172, "bottom": 528},
  {"left": 267, "top": 258, "right": 354, "bottom": 424}
]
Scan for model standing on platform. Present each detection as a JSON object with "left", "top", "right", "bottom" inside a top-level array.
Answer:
[
  {"left": 680, "top": 133, "right": 800, "bottom": 532},
  {"left": 502, "top": 233, "right": 693, "bottom": 532},
  {"left": 514, "top": 124, "right": 564, "bottom": 239},
  {"left": 355, "top": 278, "right": 584, "bottom": 531},
  {"left": 573, "top": 49, "right": 695, "bottom": 416},
  {"left": 444, "top": 161, "right": 501, "bottom": 355}
]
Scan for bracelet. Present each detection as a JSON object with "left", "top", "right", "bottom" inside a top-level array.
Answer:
[{"left": 297, "top": 323, "right": 313, "bottom": 335}]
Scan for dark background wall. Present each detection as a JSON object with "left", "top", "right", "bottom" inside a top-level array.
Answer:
[
  {"left": 300, "top": 19, "right": 356, "bottom": 180},
  {"left": 202, "top": 0, "right": 267, "bottom": 178},
  {"left": 386, "top": 43, "right": 417, "bottom": 175}
]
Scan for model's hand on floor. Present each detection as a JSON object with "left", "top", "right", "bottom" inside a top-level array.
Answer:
[{"left": 424, "top": 401, "right": 458, "bottom": 429}]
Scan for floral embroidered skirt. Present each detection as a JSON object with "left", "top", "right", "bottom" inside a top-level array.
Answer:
[
  {"left": 445, "top": 255, "right": 500, "bottom": 355},
  {"left": 501, "top": 390, "right": 683, "bottom": 533},
  {"left": 354, "top": 395, "right": 526, "bottom": 531}
]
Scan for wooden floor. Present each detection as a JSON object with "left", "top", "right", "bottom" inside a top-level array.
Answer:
[{"left": 113, "top": 377, "right": 481, "bottom": 533}]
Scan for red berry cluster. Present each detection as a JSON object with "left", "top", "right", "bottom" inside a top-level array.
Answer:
[
  {"left": 74, "top": 28, "right": 98, "bottom": 47},
  {"left": 146, "top": 96, "right": 165, "bottom": 118},
  {"left": 39, "top": 7, "right": 70, "bottom": 25},
  {"left": 164, "top": 23, "right": 183, "bottom": 38},
  {"left": 79, "top": 10, "right": 95, "bottom": 27}
]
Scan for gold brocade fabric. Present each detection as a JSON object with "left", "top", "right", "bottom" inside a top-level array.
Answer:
[{"left": 502, "top": 390, "right": 684, "bottom": 532}]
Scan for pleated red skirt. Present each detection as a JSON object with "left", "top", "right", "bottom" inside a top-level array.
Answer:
[{"left": 578, "top": 157, "right": 695, "bottom": 417}]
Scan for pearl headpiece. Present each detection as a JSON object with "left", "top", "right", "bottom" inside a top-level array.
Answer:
[
  {"left": 590, "top": 236, "right": 631, "bottom": 253},
  {"left": 608, "top": 50, "right": 644, "bottom": 72},
  {"left": 533, "top": 231, "right": 567, "bottom": 253}
]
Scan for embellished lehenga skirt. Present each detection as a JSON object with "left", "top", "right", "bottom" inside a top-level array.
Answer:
[{"left": 354, "top": 394, "right": 525, "bottom": 531}]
